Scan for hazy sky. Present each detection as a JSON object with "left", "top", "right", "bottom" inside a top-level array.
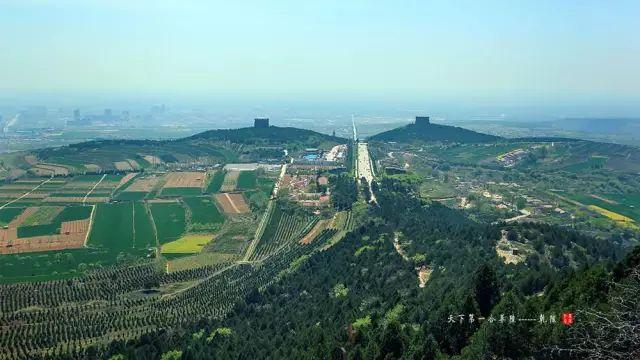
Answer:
[{"left": 1, "top": 0, "right": 639, "bottom": 102}]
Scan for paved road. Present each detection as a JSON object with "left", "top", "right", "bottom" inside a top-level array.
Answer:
[{"left": 356, "top": 142, "right": 376, "bottom": 203}]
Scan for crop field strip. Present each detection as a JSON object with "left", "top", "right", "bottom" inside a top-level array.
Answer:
[
  {"left": 161, "top": 234, "right": 213, "bottom": 255},
  {"left": 183, "top": 196, "right": 225, "bottom": 232},
  {"left": 88, "top": 202, "right": 156, "bottom": 253},
  {"left": 214, "top": 193, "right": 250, "bottom": 214},
  {"left": 236, "top": 170, "right": 257, "bottom": 190},
  {"left": 162, "top": 171, "right": 206, "bottom": 188},
  {"left": 220, "top": 171, "right": 240, "bottom": 192},
  {"left": 205, "top": 170, "right": 225, "bottom": 193},
  {"left": 149, "top": 202, "right": 187, "bottom": 244},
  {"left": 0, "top": 205, "right": 94, "bottom": 254},
  {"left": 0, "top": 177, "right": 55, "bottom": 209}
]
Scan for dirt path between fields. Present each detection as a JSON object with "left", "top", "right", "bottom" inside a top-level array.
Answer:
[
  {"left": 83, "top": 174, "right": 106, "bottom": 204},
  {"left": 0, "top": 177, "right": 53, "bottom": 209}
]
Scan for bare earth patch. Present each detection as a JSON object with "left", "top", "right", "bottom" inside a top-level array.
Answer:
[
  {"left": 417, "top": 266, "right": 433, "bottom": 288},
  {"left": 495, "top": 229, "right": 526, "bottom": 265},
  {"left": 32, "top": 164, "right": 69, "bottom": 176},
  {"left": 125, "top": 176, "right": 159, "bottom": 192},
  {"left": 142, "top": 155, "right": 162, "bottom": 165},
  {"left": 590, "top": 194, "right": 619, "bottom": 205},
  {"left": 163, "top": 172, "right": 206, "bottom": 188},
  {"left": 0, "top": 206, "right": 92, "bottom": 254},
  {"left": 114, "top": 161, "right": 133, "bottom": 171},
  {"left": 84, "top": 164, "right": 102, "bottom": 172},
  {"left": 214, "top": 193, "right": 250, "bottom": 214}
]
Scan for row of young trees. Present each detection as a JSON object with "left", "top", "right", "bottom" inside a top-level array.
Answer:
[
  {"left": 0, "top": 219, "right": 337, "bottom": 360},
  {"left": 93, "top": 175, "right": 638, "bottom": 359}
]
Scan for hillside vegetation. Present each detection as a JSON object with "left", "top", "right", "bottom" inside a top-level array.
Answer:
[{"left": 370, "top": 122, "right": 500, "bottom": 143}]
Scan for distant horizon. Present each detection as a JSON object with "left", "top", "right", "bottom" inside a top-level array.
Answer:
[
  {"left": 1, "top": 91, "right": 638, "bottom": 123},
  {"left": 2, "top": 1, "right": 639, "bottom": 105}
]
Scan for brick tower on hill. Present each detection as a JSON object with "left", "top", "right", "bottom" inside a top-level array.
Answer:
[
  {"left": 415, "top": 116, "right": 430, "bottom": 126},
  {"left": 254, "top": 118, "right": 269, "bottom": 128}
]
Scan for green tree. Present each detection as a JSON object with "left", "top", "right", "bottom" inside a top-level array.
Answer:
[{"left": 472, "top": 264, "right": 501, "bottom": 317}]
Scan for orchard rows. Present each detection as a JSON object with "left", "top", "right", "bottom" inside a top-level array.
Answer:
[{"left": 0, "top": 220, "right": 338, "bottom": 360}]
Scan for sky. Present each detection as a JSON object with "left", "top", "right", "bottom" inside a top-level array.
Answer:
[{"left": 1, "top": 0, "right": 639, "bottom": 107}]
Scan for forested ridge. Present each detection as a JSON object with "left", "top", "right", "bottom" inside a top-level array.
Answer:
[
  {"left": 370, "top": 123, "right": 500, "bottom": 143},
  {"left": 72, "top": 177, "right": 640, "bottom": 360},
  {"left": 187, "top": 126, "right": 345, "bottom": 146}
]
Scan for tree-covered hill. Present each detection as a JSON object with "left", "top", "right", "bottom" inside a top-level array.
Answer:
[
  {"left": 187, "top": 126, "right": 345, "bottom": 147},
  {"left": 27, "top": 126, "right": 345, "bottom": 174},
  {"left": 95, "top": 177, "right": 636, "bottom": 360},
  {"left": 370, "top": 122, "right": 500, "bottom": 143}
]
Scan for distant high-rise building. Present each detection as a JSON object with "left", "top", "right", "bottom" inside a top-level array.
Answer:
[
  {"left": 415, "top": 116, "right": 430, "bottom": 126},
  {"left": 104, "top": 109, "right": 112, "bottom": 116},
  {"left": 254, "top": 118, "right": 269, "bottom": 128},
  {"left": 73, "top": 109, "right": 80, "bottom": 121}
]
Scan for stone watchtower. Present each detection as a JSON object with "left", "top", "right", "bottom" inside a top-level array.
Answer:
[
  {"left": 415, "top": 116, "right": 430, "bottom": 126},
  {"left": 254, "top": 118, "right": 269, "bottom": 128}
]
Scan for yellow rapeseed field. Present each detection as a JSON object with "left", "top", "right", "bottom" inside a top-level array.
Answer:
[
  {"left": 161, "top": 234, "right": 213, "bottom": 254},
  {"left": 588, "top": 205, "right": 638, "bottom": 229}
]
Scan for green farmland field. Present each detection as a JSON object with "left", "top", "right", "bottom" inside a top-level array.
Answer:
[
  {"left": 17, "top": 223, "right": 60, "bottom": 238},
  {"left": 150, "top": 202, "right": 186, "bottom": 244},
  {"left": 88, "top": 203, "right": 135, "bottom": 252},
  {"left": 160, "top": 187, "right": 203, "bottom": 197},
  {"left": 115, "top": 191, "right": 148, "bottom": 201},
  {"left": 205, "top": 171, "right": 225, "bottom": 193},
  {"left": 236, "top": 171, "right": 257, "bottom": 190},
  {"left": 0, "top": 207, "right": 24, "bottom": 225},
  {"left": 56, "top": 206, "right": 93, "bottom": 222},
  {"left": 568, "top": 193, "right": 640, "bottom": 222},
  {"left": 183, "top": 196, "right": 224, "bottom": 231},
  {"left": 16, "top": 205, "right": 93, "bottom": 238},
  {"left": 133, "top": 203, "right": 156, "bottom": 249}
]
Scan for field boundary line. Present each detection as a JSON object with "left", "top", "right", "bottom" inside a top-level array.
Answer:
[
  {"left": 0, "top": 176, "right": 53, "bottom": 209},
  {"left": 131, "top": 202, "right": 136, "bottom": 248},
  {"left": 145, "top": 202, "right": 161, "bottom": 257},
  {"left": 224, "top": 193, "right": 240, "bottom": 213},
  {"left": 83, "top": 174, "right": 106, "bottom": 204},
  {"left": 83, "top": 204, "right": 96, "bottom": 246}
]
